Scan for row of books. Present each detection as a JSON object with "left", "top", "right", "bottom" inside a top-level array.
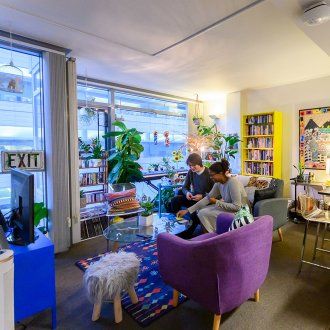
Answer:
[
  {"left": 80, "top": 172, "right": 106, "bottom": 186},
  {"left": 244, "top": 162, "right": 273, "bottom": 176},
  {"left": 246, "top": 114, "right": 273, "bottom": 124},
  {"left": 247, "top": 137, "right": 273, "bottom": 148},
  {"left": 246, "top": 150, "right": 273, "bottom": 161},
  {"left": 81, "top": 216, "right": 108, "bottom": 240},
  {"left": 85, "top": 192, "right": 105, "bottom": 204},
  {"left": 247, "top": 124, "right": 273, "bottom": 136}
]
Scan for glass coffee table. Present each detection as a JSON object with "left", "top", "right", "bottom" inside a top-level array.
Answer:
[{"left": 103, "top": 212, "right": 191, "bottom": 251}]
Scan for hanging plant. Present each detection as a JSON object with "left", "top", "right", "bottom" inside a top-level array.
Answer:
[
  {"left": 0, "top": 32, "right": 23, "bottom": 93},
  {"left": 79, "top": 106, "right": 97, "bottom": 125},
  {"left": 192, "top": 115, "right": 203, "bottom": 126}
]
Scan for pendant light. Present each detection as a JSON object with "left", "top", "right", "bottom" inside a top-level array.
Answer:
[
  {"left": 193, "top": 94, "right": 202, "bottom": 126},
  {"left": 0, "top": 31, "right": 23, "bottom": 93}
]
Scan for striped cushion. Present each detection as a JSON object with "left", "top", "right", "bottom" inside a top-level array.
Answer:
[{"left": 229, "top": 205, "right": 254, "bottom": 231}]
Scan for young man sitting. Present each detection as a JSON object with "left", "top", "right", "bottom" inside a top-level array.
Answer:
[{"left": 170, "top": 153, "right": 214, "bottom": 238}]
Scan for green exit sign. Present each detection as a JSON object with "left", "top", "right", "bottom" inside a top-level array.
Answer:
[{"left": 1, "top": 151, "right": 45, "bottom": 173}]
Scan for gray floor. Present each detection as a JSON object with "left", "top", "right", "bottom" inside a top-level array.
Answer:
[{"left": 17, "top": 221, "right": 330, "bottom": 330}]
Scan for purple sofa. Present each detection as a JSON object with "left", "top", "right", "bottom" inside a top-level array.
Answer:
[{"left": 157, "top": 214, "right": 273, "bottom": 330}]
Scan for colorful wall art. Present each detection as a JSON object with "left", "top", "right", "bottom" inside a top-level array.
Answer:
[{"left": 299, "top": 107, "right": 330, "bottom": 170}]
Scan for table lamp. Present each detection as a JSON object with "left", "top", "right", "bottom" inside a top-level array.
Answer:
[{"left": 326, "top": 156, "right": 330, "bottom": 186}]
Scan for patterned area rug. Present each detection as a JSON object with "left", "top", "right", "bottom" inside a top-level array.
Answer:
[{"left": 75, "top": 239, "right": 187, "bottom": 327}]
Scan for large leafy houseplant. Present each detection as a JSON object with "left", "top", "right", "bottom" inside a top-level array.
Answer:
[
  {"left": 103, "top": 121, "right": 144, "bottom": 183},
  {"left": 196, "top": 124, "right": 240, "bottom": 160}
]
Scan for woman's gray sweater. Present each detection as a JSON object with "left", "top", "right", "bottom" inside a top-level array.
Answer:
[{"left": 188, "top": 177, "right": 248, "bottom": 213}]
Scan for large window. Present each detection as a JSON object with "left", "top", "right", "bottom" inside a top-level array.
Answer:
[
  {"left": 77, "top": 84, "right": 109, "bottom": 149},
  {"left": 0, "top": 46, "right": 45, "bottom": 209},
  {"left": 77, "top": 83, "right": 189, "bottom": 172},
  {"left": 114, "top": 91, "right": 188, "bottom": 171}
]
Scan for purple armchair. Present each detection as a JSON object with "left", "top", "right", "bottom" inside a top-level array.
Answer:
[{"left": 157, "top": 214, "right": 273, "bottom": 330}]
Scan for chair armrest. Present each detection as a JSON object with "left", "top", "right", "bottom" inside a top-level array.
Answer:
[
  {"left": 253, "top": 198, "right": 288, "bottom": 230},
  {"left": 216, "top": 213, "right": 235, "bottom": 234}
]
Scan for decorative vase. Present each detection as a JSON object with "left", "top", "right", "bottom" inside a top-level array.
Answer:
[{"left": 140, "top": 214, "right": 154, "bottom": 227}]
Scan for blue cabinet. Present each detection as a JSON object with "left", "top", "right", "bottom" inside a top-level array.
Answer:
[{"left": 10, "top": 229, "right": 56, "bottom": 329}]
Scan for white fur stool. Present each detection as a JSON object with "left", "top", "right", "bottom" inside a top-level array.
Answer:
[{"left": 83, "top": 251, "right": 140, "bottom": 323}]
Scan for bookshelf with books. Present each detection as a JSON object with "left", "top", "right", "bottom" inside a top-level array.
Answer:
[
  {"left": 79, "top": 156, "right": 108, "bottom": 241},
  {"left": 241, "top": 111, "right": 282, "bottom": 178}
]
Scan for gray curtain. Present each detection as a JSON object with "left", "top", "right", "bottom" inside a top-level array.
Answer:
[
  {"left": 66, "top": 58, "right": 81, "bottom": 244},
  {"left": 43, "top": 52, "right": 71, "bottom": 253}
]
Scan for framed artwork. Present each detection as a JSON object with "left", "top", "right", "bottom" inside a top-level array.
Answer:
[{"left": 299, "top": 107, "right": 330, "bottom": 170}]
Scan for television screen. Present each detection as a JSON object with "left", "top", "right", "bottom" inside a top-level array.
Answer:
[{"left": 8, "top": 169, "right": 34, "bottom": 245}]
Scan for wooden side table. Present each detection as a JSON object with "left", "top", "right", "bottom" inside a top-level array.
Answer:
[{"left": 299, "top": 212, "right": 330, "bottom": 273}]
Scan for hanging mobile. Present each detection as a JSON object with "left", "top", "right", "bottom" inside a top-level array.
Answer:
[
  {"left": 153, "top": 131, "right": 158, "bottom": 145},
  {"left": 164, "top": 131, "right": 170, "bottom": 147}
]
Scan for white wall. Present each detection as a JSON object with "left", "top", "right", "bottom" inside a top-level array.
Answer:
[{"left": 242, "top": 75, "right": 330, "bottom": 197}]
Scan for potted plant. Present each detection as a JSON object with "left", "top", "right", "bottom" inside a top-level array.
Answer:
[
  {"left": 89, "top": 137, "right": 104, "bottom": 167},
  {"left": 192, "top": 115, "right": 203, "bottom": 126},
  {"left": 293, "top": 162, "right": 305, "bottom": 182},
  {"left": 103, "top": 121, "right": 144, "bottom": 184},
  {"left": 194, "top": 124, "right": 241, "bottom": 161},
  {"left": 80, "top": 189, "right": 87, "bottom": 208},
  {"left": 160, "top": 157, "right": 176, "bottom": 182},
  {"left": 34, "top": 202, "right": 48, "bottom": 234},
  {"left": 140, "top": 198, "right": 155, "bottom": 226}
]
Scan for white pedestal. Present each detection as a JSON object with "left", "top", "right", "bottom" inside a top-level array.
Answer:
[{"left": 0, "top": 249, "right": 14, "bottom": 330}]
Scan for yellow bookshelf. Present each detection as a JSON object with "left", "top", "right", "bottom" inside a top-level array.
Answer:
[{"left": 241, "top": 111, "right": 282, "bottom": 178}]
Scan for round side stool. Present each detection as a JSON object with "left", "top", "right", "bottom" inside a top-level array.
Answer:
[{"left": 83, "top": 251, "right": 140, "bottom": 323}]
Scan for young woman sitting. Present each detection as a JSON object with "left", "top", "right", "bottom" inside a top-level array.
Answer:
[{"left": 177, "top": 159, "right": 248, "bottom": 233}]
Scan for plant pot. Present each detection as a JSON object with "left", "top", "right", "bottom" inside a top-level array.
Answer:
[
  {"left": 80, "top": 197, "right": 87, "bottom": 208},
  {"left": 193, "top": 118, "right": 201, "bottom": 126},
  {"left": 140, "top": 214, "right": 154, "bottom": 227},
  {"left": 296, "top": 175, "right": 305, "bottom": 182},
  {"left": 91, "top": 159, "right": 103, "bottom": 167}
]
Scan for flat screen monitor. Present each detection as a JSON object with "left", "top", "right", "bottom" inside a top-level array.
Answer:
[{"left": 8, "top": 168, "right": 34, "bottom": 245}]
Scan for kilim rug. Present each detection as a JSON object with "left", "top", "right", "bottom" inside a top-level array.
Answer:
[{"left": 75, "top": 239, "right": 187, "bottom": 327}]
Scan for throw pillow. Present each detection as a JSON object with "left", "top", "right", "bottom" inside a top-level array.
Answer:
[
  {"left": 255, "top": 179, "right": 269, "bottom": 189},
  {"left": 247, "top": 177, "right": 257, "bottom": 187},
  {"left": 253, "top": 187, "right": 276, "bottom": 209},
  {"left": 229, "top": 205, "right": 254, "bottom": 231}
]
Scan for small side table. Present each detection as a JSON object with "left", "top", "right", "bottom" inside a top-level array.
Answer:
[
  {"left": 104, "top": 208, "right": 144, "bottom": 251},
  {"left": 299, "top": 212, "right": 330, "bottom": 273}
]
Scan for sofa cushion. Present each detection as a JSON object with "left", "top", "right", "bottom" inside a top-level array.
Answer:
[
  {"left": 234, "top": 175, "right": 252, "bottom": 187},
  {"left": 253, "top": 187, "right": 277, "bottom": 209}
]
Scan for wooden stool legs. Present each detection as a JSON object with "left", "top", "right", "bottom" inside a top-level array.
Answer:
[
  {"left": 113, "top": 293, "right": 122, "bottom": 323},
  {"left": 92, "top": 303, "right": 101, "bottom": 321},
  {"left": 91, "top": 286, "right": 139, "bottom": 323},
  {"left": 128, "top": 285, "right": 139, "bottom": 304}
]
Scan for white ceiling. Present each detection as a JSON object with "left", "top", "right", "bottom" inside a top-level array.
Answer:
[{"left": 0, "top": 0, "right": 329, "bottom": 100}]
